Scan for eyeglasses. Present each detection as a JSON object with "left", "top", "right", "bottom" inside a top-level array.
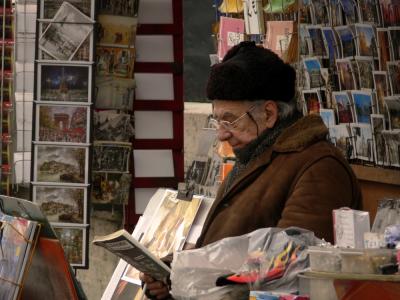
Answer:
[{"left": 209, "top": 105, "right": 256, "bottom": 131}]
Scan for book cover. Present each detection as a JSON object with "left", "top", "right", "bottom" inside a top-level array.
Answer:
[{"left": 93, "top": 229, "right": 171, "bottom": 282}]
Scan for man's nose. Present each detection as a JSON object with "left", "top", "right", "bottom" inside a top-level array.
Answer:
[{"left": 217, "top": 127, "right": 232, "bottom": 141}]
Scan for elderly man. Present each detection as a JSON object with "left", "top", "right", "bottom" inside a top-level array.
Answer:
[{"left": 141, "top": 41, "right": 362, "bottom": 299}]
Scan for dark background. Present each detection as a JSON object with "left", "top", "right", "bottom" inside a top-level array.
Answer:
[{"left": 183, "top": 0, "right": 215, "bottom": 102}]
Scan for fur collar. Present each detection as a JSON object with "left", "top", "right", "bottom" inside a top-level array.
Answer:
[{"left": 273, "top": 115, "right": 328, "bottom": 152}]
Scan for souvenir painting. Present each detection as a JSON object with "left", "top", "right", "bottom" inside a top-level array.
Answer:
[
  {"left": 303, "top": 57, "right": 323, "bottom": 89},
  {"left": 37, "top": 104, "right": 89, "bottom": 143},
  {"left": 373, "top": 71, "right": 389, "bottom": 114},
  {"left": 384, "top": 97, "right": 400, "bottom": 130},
  {"left": 329, "top": 124, "right": 352, "bottom": 158},
  {"left": 370, "top": 114, "right": 386, "bottom": 165},
  {"left": 335, "top": 26, "right": 355, "bottom": 58},
  {"left": 91, "top": 172, "right": 131, "bottom": 205},
  {"left": 381, "top": 130, "right": 400, "bottom": 166},
  {"left": 307, "top": 25, "right": 326, "bottom": 57},
  {"left": 33, "top": 185, "right": 87, "bottom": 225},
  {"left": 377, "top": 28, "right": 391, "bottom": 70},
  {"left": 302, "top": 89, "right": 322, "bottom": 114},
  {"left": 54, "top": 226, "right": 87, "bottom": 267},
  {"left": 355, "top": 57, "right": 375, "bottom": 89},
  {"left": 34, "top": 145, "right": 88, "bottom": 184},
  {"left": 355, "top": 24, "right": 376, "bottom": 57},
  {"left": 95, "top": 77, "right": 135, "bottom": 110},
  {"left": 38, "top": 64, "right": 91, "bottom": 103},
  {"left": 92, "top": 142, "right": 131, "bottom": 172},
  {"left": 93, "top": 111, "right": 134, "bottom": 142},
  {"left": 350, "top": 123, "right": 373, "bottom": 161},
  {"left": 97, "top": 14, "right": 137, "bottom": 47},
  {"left": 336, "top": 59, "right": 357, "bottom": 90},
  {"left": 96, "top": 46, "right": 135, "bottom": 79},
  {"left": 333, "top": 91, "right": 354, "bottom": 123},
  {"left": 357, "top": 0, "right": 379, "bottom": 24},
  {"left": 41, "top": 0, "right": 94, "bottom": 19}
]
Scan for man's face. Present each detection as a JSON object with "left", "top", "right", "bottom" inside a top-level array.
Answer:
[{"left": 212, "top": 100, "right": 263, "bottom": 150}]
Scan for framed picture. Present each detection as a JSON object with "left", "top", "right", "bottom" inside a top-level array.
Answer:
[
  {"left": 32, "top": 185, "right": 87, "bottom": 225},
  {"left": 41, "top": 0, "right": 95, "bottom": 19},
  {"left": 97, "top": 0, "right": 139, "bottom": 17},
  {"left": 39, "top": 2, "right": 93, "bottom": 61},
  {"left": 387, "top": 61, "right": 400, "bottom": 95},
  {"left": 91, "top": 172, "right": 131, "bottom": 204},
  {"left": 38, "top": 63, "right": 92, "bottom": 103},
  {"left": 302, "top": 89, "right": 322, "bottom": 115},
  {"left": 350, "top": 123, "right": 374, "bottom": 161},
  {"left": 93, "top": 111, "right": 134, "bottom": 142},
  {"left": 53, "top": 226, "right": 87, "bottom": 267},
  {"left": 95, "top": 77, "right": 135, "bottom": 110},
  {"left": 97, "top": 14, "right": 137, "bottom": 47},
  {"left": 355, "top": 56, "right": 375, "bottom": 89},
  {"left": 370, "top": 114, "right": 386, "bottom": 165},
  {"left": 92, "top": 141, "right": 131, "bottom": 172},
  {"left": 336, "top": 59, "right": 357, "bottom": 90},
  {"left": 333, "top": 91, "right": 354, "bottom": 123},
  {"left": 335, "top": 25, "right": 355, "bottom": 58},
  {"left": 96, "top": 46, "right": 135, "bottom": 78},
  {"left": 34, "top": 145, "right": 88, "bottom": 184},
  {"left": 355, "top": 24, "right": 376, "bottom": 57},
  {"left": 381, "top": 130, "right": 400, "bottom": 167},
  {"left": 373, "top": 71, "right": 390, "bottom": 114},
  {"left": 384, "top": 97, "right": 400, "bottom": 130},
  {"left": 351, "top": 90, "right": 373, "bottom": 123},
  {"left": 377, "top": 28, "right": 391, "bottom": 70},
  {"left": 36, "top": 104, "right": 90, "bottom": 144}
]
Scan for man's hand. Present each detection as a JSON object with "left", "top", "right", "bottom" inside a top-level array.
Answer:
[{"left": 139, "top": 272, "right": 171, "bottom": 300}]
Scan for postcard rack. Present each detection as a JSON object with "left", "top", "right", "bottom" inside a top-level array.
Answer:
[{"left": 29, "top": 1, "right": 96, "bottom": 269}]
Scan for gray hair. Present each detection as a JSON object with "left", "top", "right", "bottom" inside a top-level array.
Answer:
[{"left": 250, "top": 99, "right": 297, "bottom": 121}]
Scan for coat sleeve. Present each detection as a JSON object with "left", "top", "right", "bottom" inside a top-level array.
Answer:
[{"left": 276, "top": 156, "right": 358, "bottom": 243}]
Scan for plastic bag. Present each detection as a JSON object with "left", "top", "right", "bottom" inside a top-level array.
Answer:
[{"left": 170, "top": 227, "right": 321, "bottom": 300}]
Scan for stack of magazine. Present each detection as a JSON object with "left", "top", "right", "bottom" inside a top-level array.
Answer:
[{"left": 0, "top": 213, "right": 40, "bottom": 299}]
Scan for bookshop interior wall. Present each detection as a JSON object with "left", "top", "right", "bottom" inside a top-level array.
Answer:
[{"left": 1, "top": 0, "right": 400, "bottom": 299}]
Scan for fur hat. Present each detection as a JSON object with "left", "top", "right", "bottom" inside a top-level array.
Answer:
[{"left": 207, "top": 41, "right": 296, "bottom": 102}]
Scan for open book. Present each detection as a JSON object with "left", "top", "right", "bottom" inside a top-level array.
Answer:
[{"left": 93, "top": 229, "right": 171, "bottom": 282}]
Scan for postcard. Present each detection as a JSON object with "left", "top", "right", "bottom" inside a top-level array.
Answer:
[
  {"left": 302, "top": 89, "right": 322, "bottom": 115},
  {"left": 311, "top": 0, "right": 330, "bottom": 25},
  {"left": 380, "top": 0, "right": 400, "bottom": 26},
  {"left": 355, "top": 24, "right": 376, "bottom": 57},
  {"left": 377, "top": 28, "right": 391, "bottom": 70},
  {"left": 96, "top": 46, "right": 135, "bottom": 78},
  {"left": 299, "top": 24, "right": 312, "bottom": 56},
  {"left": 351, "top": 90, "right": 373, "bottom": 123},
  {"left": 371, "top": 114, "right": 386, "bottom": 165},
  {"left": 97, "top": 14, "right": 137, "bottom": 47},
  {"left": 243, "top": 0, "right": 265, "bottom": 35},
  {"left": 32, "top": 185, "right": 87, "bottom": 225},
  {"left": 387, "top": 61, "right": 400, "bottom": 95},
  {"left": 186, "top": 160, "right": 208, "bottom": 186},
  {"left": 351, "top": 60, "right": 361, "bottom": 89},
  {"left": 355, "top": 56, "right": 375, "bottom": 89},
  {"left": 322, "top": 27, "right": 340, "bottom": 64},
  {"left": 93, "top": 110, "right": 134, "bottom": 142},
  {"left": 41, "top": 0, "right": 94, "bottom": 19},
  {"left": 339, "top": 0, "right": 358, "bottom": 23},
  {"left": 333, "top": 91, "right": 354, "bottom": 123},
  {"left": 373, "top": 71, "right": 390, "bottom": 114},
  {"left": 54, "top": 226, "right": 87, "bottom": 267},
  {"left": 39, "top": 2, "right": 93, "bottom": 61},
  {"left": 122, "top": 189, "right": 202, "bottom": 285},
  {"left": 329, "top": 0, "right": 343, "bottom": 26},
  {"left": 95, "top": 77, "right": 135, "bottom": 110},
  {"left": 98, "top": 0, "right": 139, "bottom": 17},
  {"left": 335, "top": 26, "right": 356, "bottom": 58},
  {"left": 329, "top": 124, "right": 352, "bottom": 158},
  {"left": 34, "top": 145, "right": 88, "bottom": 184},
  {"left": 217, "top": 17, "right": 245, "bottom": 61},
  {"left": 357, "top": 0, "right": 380, "bottom": 23},
  {"left": 307, "top": 25, "right": 327, "bottom": 57},
  {"left": 320, "top": 108, "right": 336, "bottom": 128},
  {"left": 381, "top": 130, "right": 400, "bottom": 166},
  {"left": 336, "top": 59, "right": 357, "bottom": 90},
  {"left": 303, "top": 57, "right": 323, "bottom": 89},
  {"left": 93, "top": 141, "right": 131, "bottom": 172},
  {"left": 388, "top": 27, "right": 400, "bottom": 61},
  {"left": 92, "top": 172, "right": 131, "bottom": 205},
  {"left": 384, "top": 97, "right": 400, "bottom": 129},
  {"left": 38, "top": 64, "right": 91, "bottom": 103},
  {"left": 264, "top": 21, "right": 294, "bottom": 58},
  {"left": 37, "top": 104, "right": 89, "bottom": 143},
  {"left": 350, "top": 123, "right": 374, "bottom": 161}
]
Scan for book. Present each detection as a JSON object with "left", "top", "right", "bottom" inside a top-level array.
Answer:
[{"left": 93, "top": 229, "right": 171, "bottom": 282}]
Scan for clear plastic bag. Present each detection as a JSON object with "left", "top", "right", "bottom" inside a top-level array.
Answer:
[{"left": 170, "top": 227, "right": 321, "bottom": 300}]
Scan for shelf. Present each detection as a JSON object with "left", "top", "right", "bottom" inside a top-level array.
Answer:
[
  {"left": 303, "top": 271, "right": 400, "bottom": 282},
  {"left": 351, "top": 164, "right": 400, "bottom": 186}
]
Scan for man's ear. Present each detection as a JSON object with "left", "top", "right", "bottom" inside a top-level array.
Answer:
[{"left": 264, "top": 100, "right": 278, "bottom": 129}]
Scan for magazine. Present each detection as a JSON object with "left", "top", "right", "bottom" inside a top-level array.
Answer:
[{"left": 93, "top": 229, "right": 171, "bottom": 282}]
